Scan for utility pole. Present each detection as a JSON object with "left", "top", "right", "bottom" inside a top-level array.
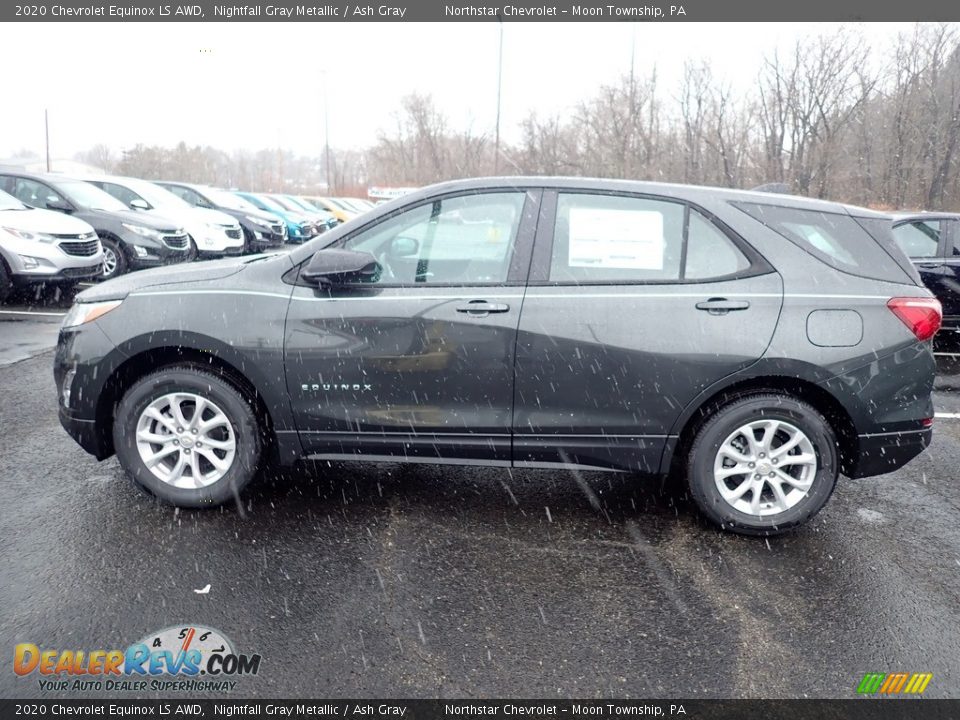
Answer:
[
  {"left": 44, "top": 109, "right": 51, "bottom": 171},
  {"left": 322, "top": 71, "right": 332, "bottom": 193},
  {"left": 494, "top": 21, "right": 504, "bottom": 175}
]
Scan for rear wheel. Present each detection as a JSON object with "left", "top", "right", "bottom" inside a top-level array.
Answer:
[
  {"left": 686, "top": 394, "right": 838, "bottom": 535},
  {"left": 100, "top": 236, "right": 127, "bottom": 280},
  {"left": 113, "top": 366, "right": 262, "bottom": 507}
]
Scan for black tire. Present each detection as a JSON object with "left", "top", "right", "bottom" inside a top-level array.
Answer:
[
  {"left": 100, "top": 236, "right": 127, "bottom": 280},
  {"left": 0, "top": 259, "right": 12, "bottom": 303},
  {"left": 112, "top": 366, "right": 262, "bottom": 508},
  {"left": 686, "top": 394, "right": 838, "bottom": 536}
]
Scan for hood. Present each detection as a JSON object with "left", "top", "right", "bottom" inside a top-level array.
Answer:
[
  {"left": 77, "top": 255, "right": 250, "bottom": 302},
  {"left": 105, "top": 207, "right": 185, "bottom": 233},
  {"left": 0, "top": 206, "right": 95, "bottom": 235},
  {"left": 191, "top": 207, "right": 240, "bottom": 227}
]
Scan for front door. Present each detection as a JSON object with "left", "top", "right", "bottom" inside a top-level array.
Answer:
[
  {"left": 284, "top": 189, "right": 540, "bottom": 464},
  {"left": 513, "top": 190, "right": 783, "bottom": 473}
]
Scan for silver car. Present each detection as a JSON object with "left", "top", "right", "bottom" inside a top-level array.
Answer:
[{"left": 0, "top": 189, "right": 104, "bottom": 300}]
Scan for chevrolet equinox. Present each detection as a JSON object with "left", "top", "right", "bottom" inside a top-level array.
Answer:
[{"left": 55, "top": 178, "right": 941, "bottom": 535}]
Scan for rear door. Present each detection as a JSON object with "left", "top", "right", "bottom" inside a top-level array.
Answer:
[
  {"left": 892, "top": 217, "right": 948, "bottom": 306},
  {"left": 942, "top": 219, "right": 960, "bottom": 333},
  {"left": 513, "top": 190, "right": 783, "bottom": 473}
]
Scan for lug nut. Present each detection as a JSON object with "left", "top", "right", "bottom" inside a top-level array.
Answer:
[
  {"left": 191, "top": 429, "right": 198, "bottom": 435},
  {"left": 759, "top": 452, "right": 766, "bottom": 458},
  {"left": 749, "top": 462, "right": 755, "bottom": 468},
  {"left": 177, "top": 427, "right": 183, "bottom": 433},
  {"left": 769, "top": 472, "right": 775, "bottom": 477},
  {"left": 173, "top": 440, "right": 180, "bottom": 446},
  {"left": 772, "top": 458, "right": 778, "bottom": 464},
  {"left": 184, "top": 448, "right": 191, "bottom": 455},
  {"left": 754, "top": 474, "right": 760, "bottom": 479}
]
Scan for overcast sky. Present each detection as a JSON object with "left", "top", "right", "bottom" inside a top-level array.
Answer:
[{"left": 0, "top": 22, "right": 918, "bottom": 160}]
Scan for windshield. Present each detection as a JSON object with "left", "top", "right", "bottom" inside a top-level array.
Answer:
[
  {"left": 0, "top": 190, "right": 27, "bottom": 210},
  {"left": 59, "top": 181, "right": 128, "bottom": 212},
  {"left": 270, "top": 195, "right": 302, "bottom": 212},
  {"left": 206, "top": 188, "right": 258, "bottom": 212},
  {"left": 250, "top": 194, "right": 286, "bottom": 213},
  {"left": 123, "top": 179, "right": 191, "bottom": 210}
]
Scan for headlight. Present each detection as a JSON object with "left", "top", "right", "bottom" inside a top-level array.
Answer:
[
  {"left": 2, "top": 227, "right": 57, "bottom": 243},
  {"left": 121, "top": 223, "right": 163, "bottom": 240},
  {"left": 245, "top": 215, "right": 272, "bottom": 228},
  {"left": 62, "top": 300, "right": 123, "bottom": 329}
]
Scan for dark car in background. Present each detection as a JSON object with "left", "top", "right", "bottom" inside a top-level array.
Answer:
[
  {"left": 891, "top": 213, "right": 959, "bottom": 343},
  {"left": 55, "top": 177, "right": 939, "bottom": 536},
  {"left": 234, "top": 191, "right": 316, "bottom": 243},
  {"left": 156, "top": 182, "right": 287, "bottom": 252},
  {"left": 0, "top": 172, "right": 190, "bottom": 279}
]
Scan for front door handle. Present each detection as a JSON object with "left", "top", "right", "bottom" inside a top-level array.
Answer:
[
  {"left": 456, "top": 300, "right": 510, "bottom": 315},
  {"left": 695, "top": 298, "right": 751, "bottom": 315},
  {"left": 915, "top": 262, "right": 940, "bottom": 268}
]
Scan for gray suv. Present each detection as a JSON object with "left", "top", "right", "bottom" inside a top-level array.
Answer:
[{"left": 55, "top": 178, "right": 940, "bottom": 535}]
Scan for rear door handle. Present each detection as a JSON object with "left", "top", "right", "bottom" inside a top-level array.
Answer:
[
  {"left": 695, "top": 298, "right": 751, "bottom": 315},
  {"left": 456, "top": 300, "right": 510, "bottom": 315},
  {"left": 915, "top": 262, "right": 941, "bottom": 268}
]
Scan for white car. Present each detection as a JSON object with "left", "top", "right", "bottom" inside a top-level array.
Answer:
[
  {"left": 0, "top": 189, "right": 104, "bottom": 301},
  {"left": 86, "top": 176, "right": 245, "bottom": 258}
]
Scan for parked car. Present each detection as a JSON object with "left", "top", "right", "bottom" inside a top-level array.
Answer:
[
  {"left": 55, "top": 177, "right": 939, "bottom": 535},
  {"left": 338, "top": 197, "right": 375, "bottom": 214},
  {"left": 87, "top": 176, "right": 244, "bottom": 259},
  {"left": 264, "top": 194, "right": 326, "bottom": 236},
  {"left": 273, "top": 195, "right": 339, "bottom": 232},
  {"left": 233, "top": 192, "right": 316, "bottom": 243},
  {"left": 0, "top": 189, "right": 104, "bottom": 301},
  {"left": 301, "top": 196, "right": 356, "bottom": 223},
  {"left": 155, "top": 182, "right": 287, "bottom": 253},
  {"left": 891, "top": 212, "right": 959, "bottom": 341},
  {"left": 0, "top": 172, "right": 189, "bottom": 280}
]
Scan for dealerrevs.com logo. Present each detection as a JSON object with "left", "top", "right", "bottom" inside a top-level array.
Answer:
[{"left": 14, "top": 625, "right": 262, "bottom": 693}]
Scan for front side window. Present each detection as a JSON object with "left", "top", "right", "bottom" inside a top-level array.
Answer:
[
  {"left": 342, "top": 192, "right": 526, "bottom": 286},
  {"left": 101, "top": 182, "right": 143, "bottom": 209},
  {"left": 892, "top": 220, "right": 941, "bottom": 259},
  {"left": 12, "top": 179, "right": 62, "bottom": 209}
]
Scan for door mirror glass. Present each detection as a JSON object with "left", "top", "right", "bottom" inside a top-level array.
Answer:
[
  {"left": 389, "top": 236, "right": 419, "bottom": 257},
  {"left": 302, "top": 248, "right": 382, "bottom": 287},
  {"left": 129, "top": 198, "right": 150, "bottom": 211}
]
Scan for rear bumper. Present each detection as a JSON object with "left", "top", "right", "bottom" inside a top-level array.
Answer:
[{"left": 847, "top": 427, "right": 932, "bottom": 479}]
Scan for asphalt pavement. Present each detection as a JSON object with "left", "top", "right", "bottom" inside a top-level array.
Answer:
[{"left": 2, "top": 293, "right": 960, "bottom": 700}]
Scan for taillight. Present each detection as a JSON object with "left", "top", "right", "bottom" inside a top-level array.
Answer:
[{"left": 887, "top": 297, "right": 942, "bottom": 341}]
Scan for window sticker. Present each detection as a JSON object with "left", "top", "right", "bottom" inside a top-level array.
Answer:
[{"left": 568, "top": 208, "right": 665, "bottom": 270}]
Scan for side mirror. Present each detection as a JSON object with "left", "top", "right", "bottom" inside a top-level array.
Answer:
[
  {"left": 302, "top": 248, "right": 381, "bottom": 287},
  {"left": 45, "top": 197, "right": 72, "bottom": 213},
  {"left": 130, "top": 198, "right": 150, "bottom": 211},
  {"left": 390, "top": 236, "right": 419, "bottom": 257}
]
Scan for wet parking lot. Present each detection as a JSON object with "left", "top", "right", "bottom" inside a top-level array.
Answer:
[{"left": 2, "top": 289, "right": 960, "bottom": 699}]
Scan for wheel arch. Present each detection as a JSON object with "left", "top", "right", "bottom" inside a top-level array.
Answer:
[
  {"left": 663, "top": 372, "right": 860, "bottom": 478},
  {"left": 94, "top": 339, "right": 287, "bottom": 461}
]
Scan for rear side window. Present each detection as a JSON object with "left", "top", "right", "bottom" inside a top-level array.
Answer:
[
  {"left": 549, "top": 194, "right": 752, "bottom": 283},
  {"left": 892, "top": 220, "right": 941, "bottom": 258},
  {"left": 733, "top": 202, "right": 912, "bottom": 284}
]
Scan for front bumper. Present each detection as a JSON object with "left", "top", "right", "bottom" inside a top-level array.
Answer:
[
  {"left": 124, "top": 237, "right": 191, "bottom": 269},
  {"left": 58, "top": 406, "right": 110, "bottom": 459},
  {"left": 847, "top": 427, "right": 933, "bottom": 478}
]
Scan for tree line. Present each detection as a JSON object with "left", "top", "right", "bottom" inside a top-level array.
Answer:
[{"left": 79, "top": 23, "right": 960, "bottom": 210}]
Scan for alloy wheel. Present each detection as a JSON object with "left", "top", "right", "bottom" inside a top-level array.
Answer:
[
  {"left": 713, "top": 419, "right": 817, "bottom": 517},
  {"left": 135, "top": 393, "right": 237, "bottom": 488}
]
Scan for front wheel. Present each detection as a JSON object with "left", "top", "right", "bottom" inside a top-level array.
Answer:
[
  {"left": 113, "top": 366, "right": 262, "bottom": 507},
  {"left": 100, "top": 237, "right": 127, "bottom": 280},
  {"left": 686, "top": 394, "right": 838, "bottom": 535}
]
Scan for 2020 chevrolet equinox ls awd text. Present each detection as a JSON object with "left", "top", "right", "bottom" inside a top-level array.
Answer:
[{"left": 54, "top": 178, "right": 941, "bottom": 535}]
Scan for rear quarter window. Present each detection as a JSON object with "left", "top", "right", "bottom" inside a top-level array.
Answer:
[{"left": 732, "top": 202, "right": 914, "bottom": 285}]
